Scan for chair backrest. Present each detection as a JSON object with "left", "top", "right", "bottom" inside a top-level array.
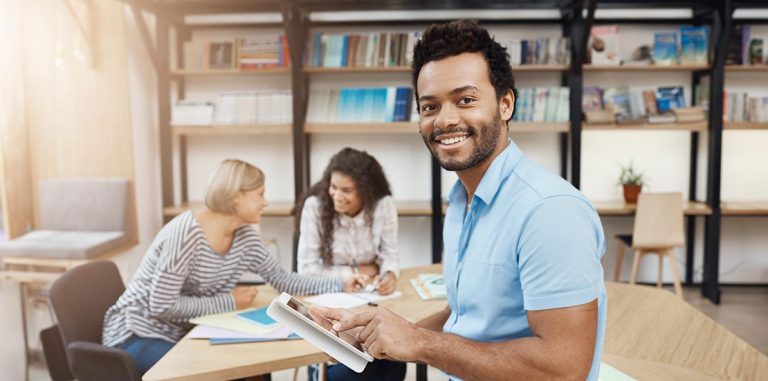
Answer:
[
  {"left": 40, "top": 178, "right": 129, "bottom": 232},
  {"left": 49, "top": 261, "right": 125, "bottom": 347},
  {"left": 632, "top": 192, "right": 685, "bottom": 249}
]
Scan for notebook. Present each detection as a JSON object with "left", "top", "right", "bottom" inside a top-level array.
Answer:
[
  {"left": 236, "top": 306, "right": 277, "bottom": 327},
  {"left": 410, "top": 273, "right": 447, "bottom": 300}
]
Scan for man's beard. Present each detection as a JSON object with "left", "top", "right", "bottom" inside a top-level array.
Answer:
[{"left": 422, "top": 111, "right": 503, "bottom": 171}]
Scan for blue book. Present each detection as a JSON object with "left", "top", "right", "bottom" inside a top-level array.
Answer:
[
  {"left": 656, "top": 86, "right": 685, "bottom": 112},
  {"left": 340, "top": 35, "right": 350, "bottom": 67},
  {"left": 680, "top": 26, "right": 708, "bottom": 64},
  {"left": 393, "top": 87, "right": 411, "bottom": 122},
  {"left": 236, "top": 307, "right": 276, "bottom": 327},
  {"left": 654, "top": 32, "right": 678, "bottom": 65}
]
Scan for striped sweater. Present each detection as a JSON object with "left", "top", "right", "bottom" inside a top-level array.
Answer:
[{"left": 102, "top": 211, "right": 342, "bottom": 347}]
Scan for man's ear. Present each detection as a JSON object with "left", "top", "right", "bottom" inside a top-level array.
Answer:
[{"left": 499, "top": 89, "right": 515, "bottom": 121}]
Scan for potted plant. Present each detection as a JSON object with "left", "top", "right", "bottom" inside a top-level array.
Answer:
[{"left": 619, "top": 161, "right": 644, "bottom": 203}]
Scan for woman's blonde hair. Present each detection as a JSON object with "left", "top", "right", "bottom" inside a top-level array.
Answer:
[{"left": 205, "top": 159, "right": 265, "bottom": 214}]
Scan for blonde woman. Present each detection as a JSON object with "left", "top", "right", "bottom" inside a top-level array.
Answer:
[{"left": 103, "top": 159, "right": 362, "bottom": 374}]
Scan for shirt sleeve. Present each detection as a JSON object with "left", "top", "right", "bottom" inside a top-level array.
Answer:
[
  {"left": 250, "top": 233, "right": 343, "bottom": 295},
  {"left": 297, "top": 197, "right": 355, "bottom": 278},
  {"left": 517, "top": 196, "right": 605, "bottom": 311},
  {"left": 147, "top": 217, "right": 236, "bottom": 321},
  {"left": 375, "top": 197, "right": 400, "bottom": 278}
]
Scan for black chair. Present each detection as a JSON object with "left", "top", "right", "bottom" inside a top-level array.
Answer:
[{"left": 48, "top": 260, "right": 140, "bottom": 381}]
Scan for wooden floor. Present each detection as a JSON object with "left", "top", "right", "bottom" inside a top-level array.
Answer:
[{"left": 28, "top": 285, "right": 767, "bottom": 381}]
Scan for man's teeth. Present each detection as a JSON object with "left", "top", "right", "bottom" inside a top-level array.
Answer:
[{"left": 439, "top": 136, "right": 467, "bottom": 145}]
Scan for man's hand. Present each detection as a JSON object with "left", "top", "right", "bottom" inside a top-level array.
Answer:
[
  {"left": 308, "top": 305, "right": 363, "bottom": 349},
  {"left": 331, "top": 308, "right": 426, "bottom": 362},
  {"left": 372, "top": 272, "right": 397, "bottom": 295},
  {"left": 231, "top": 286, "right": 258, "bottom": 310}
]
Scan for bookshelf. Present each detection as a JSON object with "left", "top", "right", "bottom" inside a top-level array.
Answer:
[
  {"left": 583, "top": 121, "right": 707, "bottom": 131},
  {"left": 721, "top": 201, "right": 768, "bottom": 216},
  {"left": 162, "top": 200, "right": 442, "bottom": 219},
  {"left": 170, "top": 68, "right": 290, "bottom": 76},
  {"left": 583, "top": 64, "right": 711, "bottom": 72},
  {"left": 723, "top": 122, "right": 768, "bottom": 130},
  {"left": 119, "top": 0, "right": 768, "bottom": 304},
  {"left": 594, "top": 200, "right": 712, "bottom": 216},
  {"left": 172, "top": 124, "right": 292, "bottom": 136}
]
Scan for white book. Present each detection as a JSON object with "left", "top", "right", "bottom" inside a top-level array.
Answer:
[
  {"left": 558, "top": 87, "right": 570, "bottom": 122},
  {"left": 534, "top": 88, "right": 548, "bottom": 122}
]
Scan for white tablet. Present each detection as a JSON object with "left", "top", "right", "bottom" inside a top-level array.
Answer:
[{"left": 266, "top": 292, "right": 374, "bottom": 373}]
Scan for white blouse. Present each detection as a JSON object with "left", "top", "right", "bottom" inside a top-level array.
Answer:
[{"left": 297, "top": 195, "right": 399, "bottom": 279}]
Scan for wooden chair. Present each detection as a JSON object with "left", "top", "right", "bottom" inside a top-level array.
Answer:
[{"left": 614, "top": 192, "right": 685, "bottom": 298}]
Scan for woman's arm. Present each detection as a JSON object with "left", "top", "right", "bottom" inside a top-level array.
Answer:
[{"left": 375, "top": 197, "right": 400, "bottom": 278}]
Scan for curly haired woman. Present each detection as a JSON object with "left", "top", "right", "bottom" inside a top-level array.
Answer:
[{"left": 294, "top": 147, "right": 405, "bottom": 381}]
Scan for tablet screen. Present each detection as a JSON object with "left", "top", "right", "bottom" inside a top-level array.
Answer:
[{"left": 286, "top": 297, "right": 361, "bottom": 349}]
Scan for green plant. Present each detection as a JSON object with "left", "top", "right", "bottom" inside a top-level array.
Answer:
[{"left": 619, "top": 161, "right": 645, "bottom": 186}]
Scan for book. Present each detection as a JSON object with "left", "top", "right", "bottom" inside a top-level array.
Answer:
[
  {"left": 725, "top": 25, "right": 745, "bottom": 65},
  {"left": 603, "top": 86, "right": 632, "bottom": 120},
  {"left": 656, "top": 86, "right": 686, "bottom": 112},
  {"left": 410, "top": 274, "right": 446, "bottom": 301},
  {"left": 680, "top": 26, "right": 708, "bottom": 65},
  {"left": 647, "top": 113, "right": 677, "bottom": 124},
  {"left": 749, "top": 39, "right": 764, "bottom": 65},
  {"left": 171, "top": 101, "right": 215, "bottom": 126},
  {"left": 582, "top": 87, "right": 604, "bottom": 112},
  {"left": 589, "top": 25, "right": 620, "bottom": 65},
  {"left": 642, "top": 90, "right": 659, "bottom": 116},
  {"left": 236, "top": 307, "right": 278, "bottom": 328},
  {"left": 205, "top": 41, "right": 235, "bottom": 70},
  {"left": 653, "top": 32, "right": 678, "bottom": 66}
]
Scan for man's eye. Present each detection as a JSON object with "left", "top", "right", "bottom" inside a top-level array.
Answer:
[
  {"left": 459, "top": 97, "right": 474, "bottom": 105},
  {"left": 422, "top": 104, "right": 437, "bottom": 112}
]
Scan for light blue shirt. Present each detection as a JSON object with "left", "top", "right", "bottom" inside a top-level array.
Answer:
[{"left": 442, "top": 141, "right": 606, "bottom": 380}]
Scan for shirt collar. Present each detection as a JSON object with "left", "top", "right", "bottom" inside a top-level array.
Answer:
[
  {"left": 338, "top": 209, "right": 366, "bottom": 227},
  {"left": 447, "top": 140, "right": 524, "bottom": 207}
]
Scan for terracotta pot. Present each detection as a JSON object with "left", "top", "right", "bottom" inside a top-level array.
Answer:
[{"left": 623, "top": 184, "right": 642, "bottom": 204}]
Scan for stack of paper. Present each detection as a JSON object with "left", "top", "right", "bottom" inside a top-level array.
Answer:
[
  {"left": 189, "top": 307, "right": 298, "bottom": 344},
  {"left": 410, "top": 274, "right": 447, "bottom": 301}
]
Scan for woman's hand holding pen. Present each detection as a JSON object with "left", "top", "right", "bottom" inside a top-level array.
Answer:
[
  {"left": 372, "top": 272, "right": 397, "bottom": 295},
  {"left": 231, "top": 285, "right": 258, "bottom": 310},
  {"left": 343, "top": 273, "right": 371, "bottom": 292}
]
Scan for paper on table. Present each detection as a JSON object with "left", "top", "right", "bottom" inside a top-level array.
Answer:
[
  {"left": 189, "top": 309, "right": 277, "bottom": 335},
  {"left": 188, "top": 324, "right": 292, "bottom": 340},
  {"left": 304, "top": 291, "right": 402, "bottom": 309},
  {"left": 598, "top": 362, "right": 636, "bottom": 381}
]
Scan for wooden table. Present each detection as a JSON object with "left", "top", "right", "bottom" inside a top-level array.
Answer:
[
  {"left": 144, "top": 266, "right": 767, "bottom": 381},
  {"left": 604, "top": 282, "right": 768, "bottom": 380},
  {"left": 143, "top": 265, "right": 446, "bottom": 381}
]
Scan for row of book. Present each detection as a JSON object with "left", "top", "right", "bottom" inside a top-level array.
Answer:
[
  {"left": 499, "top": 37, "right": 571, "bottom": 66},
  {"left": 724, "top": 92, "right": 768, "bottom": 123},
  {"left": 583, "top": 85, "right": 703, "bottom": 124},
  {"left": 306, "top": 87, "right": 417, "bottom": 123},
  {"left": 589, "top": 25, "right": 709, "bottom": 66},
  {"left": 171, "top": 91, "right": 293, "bottom": 126},
  {"left": 512, "top": 87, "right": 570, "bottom": 123},
  {"left": 305, "top": 32, "right": 420, "bottom": 68},
  {"left": 203, "top": 35, "right": 290, "bottom": 70},
  {"left": 727, "top": 26, "right": 768, "bottom": 65}
]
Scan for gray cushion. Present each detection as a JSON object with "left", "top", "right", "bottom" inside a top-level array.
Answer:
[
  {"left": 0, "top": 230, "right": 128, "bottom": 259},
  {"left": 40, "top": 179, "right": 129, "bottom": 232}
]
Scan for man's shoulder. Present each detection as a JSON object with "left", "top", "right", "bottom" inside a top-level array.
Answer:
[{"left": 508, "top": 157, "right": 589, "bottom": 205}]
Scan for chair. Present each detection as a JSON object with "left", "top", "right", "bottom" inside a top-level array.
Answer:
[
  {"left": 614, "top": 192, "right": 685, "bottom": 298},
  {"left": 48, "top": 260, "right": 140, "bottom": 381}
]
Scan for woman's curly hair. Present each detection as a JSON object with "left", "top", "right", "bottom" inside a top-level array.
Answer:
[
  {"left": 294, "top": 148, "right": 392, "bottom": 265},
  {"left": 411, "top": 19, "right": 517, "bottom": 121}
]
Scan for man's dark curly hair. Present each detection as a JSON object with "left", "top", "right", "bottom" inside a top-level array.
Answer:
[
  {"left": 293, "top": 148, "right": 392, "bottom": 265},
  {"left": 411, "top": 19, "right": 517, "bottom": 121}
]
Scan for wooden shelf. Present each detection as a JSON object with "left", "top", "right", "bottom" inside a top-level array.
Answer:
[
  {"left": 583, "top": 121, "right": 707, "bottom": 131},
  {"left": 721, "top": 201, "right": 768, "bottom": 216},
  {"left": 305, "top": 66, "right": 410, "bottom": 73},
  {"left": 305, "top": 122, "right": 416, "bottom": 134},
  {"left": 304, "top": 65, "right": 567, "bottom": 73},
  {"left": 510, "top": 122, "right": 570, "bottom": 133},
  {"left": 584, "top": 64, "right": 710, "bottom": 72},
  {"left": 724, "top": 65, "right": 768, "bottom": 72},
  {"left": 172, "top": 124, "right": 292, "bottom": 136},
  {"left": 594, "top": 200, "right": 712, "bottom": 216},
  {"left": 724, "top": 122, "right": 768, "bottom": 130},
  {"left": 306, "top": 122, "right": 568, "bottom": 134},
  {"left": 170, "top": 68, "right": 290, "bottom": 76},
  {"left": 164, "top": 201, "right": 294, "bottom": 218},
  {"left": 163, "top": 200, "right": 443, "bottom": 218}
]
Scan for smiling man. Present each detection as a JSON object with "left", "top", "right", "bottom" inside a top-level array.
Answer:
[{"left": 313, "top": 20, "right": 607, "bottom": 381}]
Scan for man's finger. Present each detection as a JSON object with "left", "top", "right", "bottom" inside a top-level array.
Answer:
[
  {"left": 333, "top": 309, "right": 378, "bottom": 332},
  {"left": 356, "top": 315, "right": 378, "bottom": 343},
  {"left": 309, "top": 305, "right": 351, "bottom": 321}
]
